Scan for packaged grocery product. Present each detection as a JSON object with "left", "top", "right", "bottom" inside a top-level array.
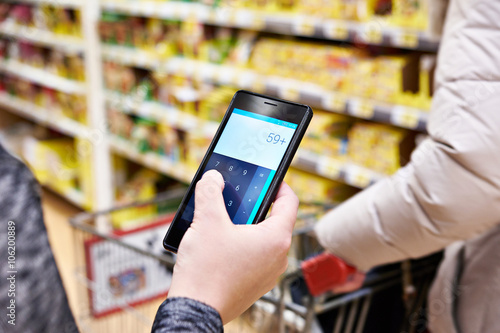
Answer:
[
  {"left": 185, "top": 133, "right": 211, "bottom": 169},
  {"left": 347, "top": 122, "right": 415, "bottom": 174},
  {"left": 301, "top": 110, "right": 351, "bottom": 157},
  {"left": 112, "top": 168, "right": 160, "bottom": 229},
  {"left": 285, "top": 168, "right": 359, "bottom": 204},
  {"left": 22, "top": 137, "right": 79, "bottom": 193},
  {"left": 158, "top": 123, "right": 184, "bottom": 162},
  {"left": 199, "top": 86, "right": 235, "bottom": 121}
]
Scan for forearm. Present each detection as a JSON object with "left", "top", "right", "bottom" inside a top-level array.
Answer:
[{"left": 152, "top": 297, "right": 223, "bottom": 333}]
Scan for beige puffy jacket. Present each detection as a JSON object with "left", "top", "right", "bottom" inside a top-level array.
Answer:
[{"left": 314, "top": 1, "right": 500, "bottom": 332}]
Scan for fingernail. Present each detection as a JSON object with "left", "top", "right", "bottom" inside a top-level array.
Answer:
[{"left": 203, "top": 169, "right": 224, "bottom": 183}]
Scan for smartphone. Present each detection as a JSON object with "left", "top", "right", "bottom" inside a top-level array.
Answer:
[{"left": 163, "top": 90, "right": 313, "bottom": 253}]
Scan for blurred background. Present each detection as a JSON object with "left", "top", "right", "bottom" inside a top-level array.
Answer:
[{"left": 0, "top": 0, "right": 444, "bottom": 332}]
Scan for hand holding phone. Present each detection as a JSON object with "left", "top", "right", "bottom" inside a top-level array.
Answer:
[
  {"left": 163, "top": 90, "right": 312, "bottom": 252},
  {"left": 167, "top": 170, "right": 299, "bottom": 324}
]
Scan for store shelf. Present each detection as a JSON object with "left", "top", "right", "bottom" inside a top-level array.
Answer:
[
  {"left": 2, "top": 0, "right": 81, "bottom": 8},
  {"left": 0, "top": 22, "right": 85, "bottom": 54},
  {"left": 292, "top": 150, "right": 387, "bottom": 189},
  {"left": 102, "top": 46, "right": 429, "bottom": 132},
  {"left": 100, "top": 1, "right": 439, "bottom": 51},
  {"left": 109, "top": 135, "right": 196, "bottom": 183},
  {"left": 105, "top": 91, "right": 218, "bottom": 138},
  {"left": 0, "top": 59, "right": 86, "bottom": 95},
  {"left": 0, "top": 92, "right": 89, "bottom": 137},
  {"left": 44, "top": 184, "right": 86, "bottom": 208}
]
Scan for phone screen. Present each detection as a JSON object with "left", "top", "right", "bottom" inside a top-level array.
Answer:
[
  {"left": 182, "top": 108, "right": 297, "bottom": 225},
  {"left": 164, "top": 91, "right": 311, "bottom": 252}
]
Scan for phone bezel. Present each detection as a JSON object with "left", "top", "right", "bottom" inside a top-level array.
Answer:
[{"left": 163, "top": 90, "right": 313, "bottom": 253}]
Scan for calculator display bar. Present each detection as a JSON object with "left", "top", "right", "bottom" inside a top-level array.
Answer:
[
  {"left": 213, "top": 108, "right": 297, "bottom": 171},
  {"left": 181, "top": 108, "right": 297, "bottom": 225}
]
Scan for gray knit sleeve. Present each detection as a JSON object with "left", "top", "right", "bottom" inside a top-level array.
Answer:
[
  {"left": 0, "top": 144, "right": 78, "bottom": 333},
  {"left": 151, "top": 297, "right": 223, "bottom": 333}
]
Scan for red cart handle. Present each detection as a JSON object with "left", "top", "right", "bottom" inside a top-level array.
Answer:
[{"left": 301, "top": 252, "right": 357, "bottom": 297}]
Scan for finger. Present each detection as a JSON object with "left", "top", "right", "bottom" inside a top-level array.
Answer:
[
  {"left": 265, "top": 182, "right": 299, "bottom": 234},
  {"left": 193, "top": 170, "right": 228, "bottom": 224}
]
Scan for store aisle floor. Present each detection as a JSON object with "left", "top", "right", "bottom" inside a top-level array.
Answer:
[
  {"left": 41, "top": 190, "right": 257, "bottom": 333},
  {"left": 41, "top": 189, "right": 81, "bottom": 316}
]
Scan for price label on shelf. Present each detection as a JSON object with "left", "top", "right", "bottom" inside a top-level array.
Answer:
[
  {"left": 279, "top": 87, "right": 300, "bottom": 101},
  {"left": 360, "top": 24, "right": 383, "bottom": 44},
  {"left": 204, "top": 123, "right": 218, "bottom": 138},
  {"left": 228, "top": 10, "right": 238, "bottom": 26},
  {"left": 176, "top": 61, "right": 189, "bottom": 77},
  {"left": 177, "top": 112, "right": 190, "bottom": 129},
  {"left": 144, "top": 153, "right": 157, "bottom": 169},
  {"left": 215, "top": 67, "right": 234, "bottom": 85},
  {"left": 350, "top": 100, "right": 374, "bottom": 119},
  {"left": 322, "top": 93, "right": 346, "bottom": 112},
  {"left": 237, "top": 71, "right": 256, "bottom": 89},
  {"left": 317, "top": 156, "right": 342, "bottom": 180},
  {"left": 150, "top": 104, "right": 164, "bottom": 120},
  {"left": 394, "top": 31, "right": 419, "bottom": 48},
  {"left": 391, "top": 106, "right": 420, "bottom": 129},
  {"left": 197, "top": 64, "right": 214, "bottom": 82},
  {"left": 235, "top": 11, "right": 254, "bottom": 28},
  {"left": 177, "top": 3, "right": 191, "bottom": 19},
  {"left": 214, "top": 9, "right": 232, "bottom": 25},
  {"left": 208, "top": 9, "right": 217, "bottom": 23},
  {"left": 294, "top": 17, "right": 316, "bottom": 36},
  {"left": 189, "top": 63, "right": 202, "bottom": 82},
  {"left": 152, "top": 156, "right": 164, "bottom": 173},
  {"left": 160, "top": 3, "right": 175, "bottom": 17},
  {"left": 252, "top": 16, "right": 265, "bottom": 30},
  {"left": 323, "top": 20, "right": 349, "bottom": 40},
  {"left": 346, "top": 166, "right": 372, "bottom": 188},
  {"left": 195, "top": 6, "right": 210, "bottom": 21},
  {"left": 137, "top": 102, "right": 152, "bottom": 118},
  {"left": 161, "top": 109, "right": 175, "bottom": 125},
  {"left": 252, "top": 79, "right": 266, "bottom": 93},
  {"left": 142, "top": 3, "right": 155, "bottom": 16},
  {"left": 231, "top": 69, "right": 245, "bottom": 87}
]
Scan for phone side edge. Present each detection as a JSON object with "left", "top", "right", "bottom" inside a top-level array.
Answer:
[{"left": 252, "top": 105, "right": 313, "bottom": 224}]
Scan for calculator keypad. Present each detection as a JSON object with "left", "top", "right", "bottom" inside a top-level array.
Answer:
[{"left": 181, "top": 152, "right": 274, "bottom": 225}]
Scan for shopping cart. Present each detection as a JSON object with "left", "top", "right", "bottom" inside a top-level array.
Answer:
[
  {"left": 257, "top": 251, "right": 442, "bottom": 333},
  {"left": 69, "top": 189, "right": 185, "bottom": 333},
  {"left": 68, "top": 189, "right": 325, "bottom": 333},
  {"left": 69, "top": 191, "right": 441, "bottom": 333}
]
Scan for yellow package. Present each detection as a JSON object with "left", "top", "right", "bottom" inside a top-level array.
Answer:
[
  {"left": 112, "top": 169, "right": 160, "bottom": 229},
  {"left": 286, "top": 168, "right": 359, "bottom": 204},
  {"left": 22, "top": 137, "right": 78, "bottom": 191}
]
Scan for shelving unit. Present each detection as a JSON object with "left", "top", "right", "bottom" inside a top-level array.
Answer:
[
  {"left": 44, "top": 184, "right": 86, "bottom": 208},
  {"left": 0, "top": 0, "right": 438, "bottom": 215},
  {"left": 102, "top": 46, "right": 429, "bottom": 132},
  {"left": 0, "top": 0, "right": 113, "bottom": 217},
  {"left": 3, "top": 0, "right": 82, "bottom": 8},
  {"left": 101, "top": 1, "right": 439, "bottom": 51},
  {"left": 0, "top": 22, "right": 85, "bottom": 54},
  {"left": 105, "top": 91, "right": 218, "bottom": 137},
  {"left": 109, "top": 135, "right": 195, "bottom": 183},
  {"left": 0, "top": 92, "right": 88, "bottom": 137},
  {"left": 0, "top": 1, "right": 445, "bottom": 331},
  {"left": 292, "top": 150, "right": 385, "bottom": 189},
  {"left": 0, "top": 60, "right": 86, "bottom": 95}
]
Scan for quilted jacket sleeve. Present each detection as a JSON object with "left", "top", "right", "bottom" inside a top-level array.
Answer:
[{"left": 314, "top": 0, "right": 500, "bottom": 271}]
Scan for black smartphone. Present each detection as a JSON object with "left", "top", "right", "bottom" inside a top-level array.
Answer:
[{"left": 163, "top": 90, "right": 313, "bottom": 253}]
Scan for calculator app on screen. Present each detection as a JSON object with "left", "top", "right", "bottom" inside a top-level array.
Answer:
[{"left": 181, "top": 108, "right": 298, "bottom": 225}]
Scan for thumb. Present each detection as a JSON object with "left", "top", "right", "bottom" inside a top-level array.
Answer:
[{"left": 193, "top": 170, "right": 229, "bottom": 226}]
